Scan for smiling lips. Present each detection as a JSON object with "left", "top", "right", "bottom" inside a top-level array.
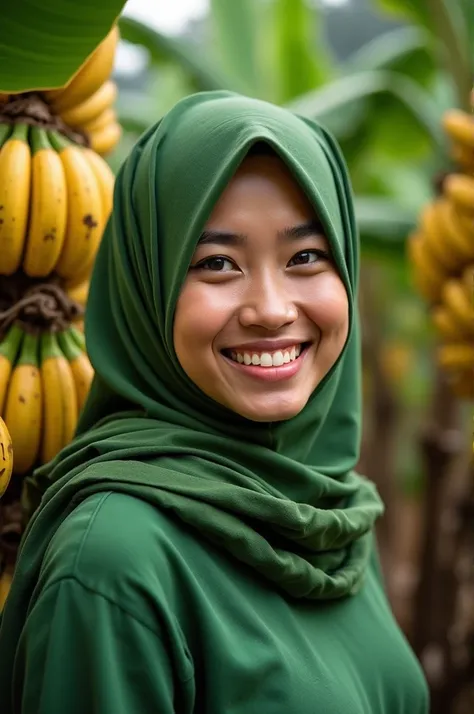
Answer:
[{"left": 222, "top": 341, "right": 310, "bottom": 381}]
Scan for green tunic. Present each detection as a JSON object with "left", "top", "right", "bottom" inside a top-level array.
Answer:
[{"left": 15, "top": 491, "right": 428, "bottom": 713}]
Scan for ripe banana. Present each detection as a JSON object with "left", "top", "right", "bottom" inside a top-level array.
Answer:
[
  {"left": 59, "top": 80, "right": 117, "bottom": 129},
  {"left": 49, "top": 131, "right": 104, "bottom": 279},
  {"left": 0, "top": 123, "right": 31, "bottom": 275},
  {"left": 419, "top": 201, "right": 458, "bottom": 273},
  {"left": 442, "top": 109, "right": 474, "bottom": 150},
  {"left": 437, "top": 198, "right": 474, "bottom": 262},
  {"left": 0, "top": 415, "right": 13, "bottom": 498},
  {"left": 23, "top": 127, "right": 68, "bottom": 277},
  {"left": 407, "top": 233, "right": 444, "bottom": 303},
  {"left": 462, "top": 264, "right": 474, "bottom": 296},
  {"left": 88, "top": 120, "right": 121, "bottom": 156},
  {"left": 437, "top": 343, "right": 474, "bottom": 370},
  {"left": 444, "top": 174, "right": 474, "bottom": 214},
  {"left": 57, "top": 329, "right": 94, "bottom": 412},
  {"left": 66, "top": 279, "right": 89, "bottom": 306},
  {"left": 431, "top": 305, "right": 465, "bottom": 342},
  {"left": 0, "top": 322, "right": 24, "bottom": 415},
  {"left": 4, "top": 331, "right": 42, "bottom": 475},
  {"left": 82, "top": 107, "right": 116, "bottom": 135},
  {"left": 45, "top": 26, "right": 119, "bottom": 113},
  {"left": 82, "top": 147, "right": 114, "bottom": 219},
  {"left": 40, "top": 331, "right": 77, "bottom": 464},
  {"left": 442, "top": 280, "right": 474, "bottom": 336}
]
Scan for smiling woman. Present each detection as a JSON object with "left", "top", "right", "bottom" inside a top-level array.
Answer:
[{"left": 0, "top": 92, "right": 429, "bottom": 714}]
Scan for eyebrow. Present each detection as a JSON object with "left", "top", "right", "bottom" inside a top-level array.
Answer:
[{"left": 198, "top": 218, "right": 325, "bottom": 246}]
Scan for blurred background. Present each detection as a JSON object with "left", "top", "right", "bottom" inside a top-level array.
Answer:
[{"left": 108, "top": 0, "right": 474, "bottom": 710}]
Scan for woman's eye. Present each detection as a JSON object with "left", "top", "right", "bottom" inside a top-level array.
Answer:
[
  {"left": 194, "top": 256, "right": 236, "bottom": 272},
  {"left": 288, "top": 250, "right": 329, "bottom": 267}
]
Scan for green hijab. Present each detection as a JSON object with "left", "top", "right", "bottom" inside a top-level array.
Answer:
[{"left": 1, "top": 92, "right": 383, "bottom": 660}]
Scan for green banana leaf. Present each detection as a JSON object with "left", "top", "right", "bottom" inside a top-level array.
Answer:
[
  {"left": 272, "top": 0, "right": 333, "bottom": 104},
  {"left": 286, "top": 69, "right": 445, "bottom": 152},
  {"left": 346, "top": 26, "right": 436, "bottom": 87},
  {"left": 118, "top": 16, "right": 237, "bottom": 94},
  {"left": 0, "top": 0, "right": 126, "bottom": 92},
  {"left": 209, "top": 0, "right": 261, "bottom": 96},
  {"left": 355, "top": 196, "right": 418, "bottom": 256}
]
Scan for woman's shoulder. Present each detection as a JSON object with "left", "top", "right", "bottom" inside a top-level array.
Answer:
[{"left": 39, "top": 491, "right": 192, "bottom": 616}]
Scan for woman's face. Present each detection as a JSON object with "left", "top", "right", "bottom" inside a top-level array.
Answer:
[{"left": 174, "top": 154, "right": 349, "bottom": 422}]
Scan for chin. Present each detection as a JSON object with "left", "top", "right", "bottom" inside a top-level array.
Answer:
[{"left": 230, "top": 395, "right": 310, "bottom": 423}]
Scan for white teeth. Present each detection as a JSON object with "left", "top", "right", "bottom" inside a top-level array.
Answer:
[
  {"left": 272, "top": 351, "right": 284, "bottom": 367},
  {"left": 228, "top": 344, "right": 304, "bottom": 367}
]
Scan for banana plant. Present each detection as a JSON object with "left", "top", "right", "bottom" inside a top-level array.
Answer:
[{"left": 0, "top": 1, "right": 127, "bottom": 92}]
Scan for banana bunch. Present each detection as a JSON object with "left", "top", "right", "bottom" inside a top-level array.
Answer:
[
  {"left": 0, "top": 323, "right": 93, "bottom": 475},
  {"left": 0, "top": 123, "right": 114, "bottom": 283},
  {"left": 407, "top": 106, "right": 474, "bottom": 400},
  {"left": 43, "top": 25, "right": 121, "bottom": 156}
]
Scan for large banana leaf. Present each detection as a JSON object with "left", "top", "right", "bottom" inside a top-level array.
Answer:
[
  {"left": 0, "top": 0, "right": 126, "bottom": 92},
  {"left": 118, "top": 16, "right": 236, "bottom": 93},
  {"left": 209, "top": 0, "right": 261, "bottom": 96},
  {"left": 272, "top": 0, "right": 333, "bottom": 104}
]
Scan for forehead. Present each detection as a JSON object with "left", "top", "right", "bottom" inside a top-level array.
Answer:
[{"left": 205, "top": 152, "right": 316, "bottom": 227}]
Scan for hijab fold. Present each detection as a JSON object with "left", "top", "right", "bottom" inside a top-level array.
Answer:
[{"left": 0, "top": 92, "right": 383, "bottom": 674}]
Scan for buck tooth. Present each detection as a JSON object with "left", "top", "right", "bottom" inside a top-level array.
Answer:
[
  {"left": 236, "top": 353, "right": 244, "bottom": 363},
  {"left": 272, "top": 351, "right": 284, "bottom": 367},
  {"left": 290, "top": 347, "right": 296, "bottom": 361},
  {"left": 243, "top": 353, "right": 252, "bottom": 365},
  {"left": 283, "top": 351, "right": 291, "bottom": 363},
  {"left": 251, "top": 354, "right": 260, "bottom": 365},
  {"left": 260, "top": 353, "right": 273, "bottom": 367}
]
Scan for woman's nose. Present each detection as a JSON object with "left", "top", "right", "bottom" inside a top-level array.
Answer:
[{"left": 238, "top": 273, "right": 298, "bottom": 330}]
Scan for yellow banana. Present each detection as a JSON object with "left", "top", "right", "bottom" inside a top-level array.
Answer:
[
  {"left": 0, "top": 415, "right": 13, "bottom": 498},
  {"left": 444, "top": 174, "right": 474, "bottom": 214},
  {"left": 442, "top": 109, "right": 474, "bottom": 150},
  {"left": 88, "top": 120, "right": 121, "bottom": 156},
  {"left": 82, "top": 107, "right": 116, "bottom": 135},
  {"left": 437, "top": 343, "right": 474, "bottom": 370},
  {"left": 83, "top": 147, "right": 114, "bottom": 219},
  {"left": 66, "top": 279, "right": 90, "bottom": 306},
  {"left": 0, "top": 323, "right": 24, "bottom": 415},
  {"left": 57, "top": 329, "right": 94, "bottom": 413},
  {"left": 40, "top": 331, "right": 78, "bottom": 464},
  {"left": 45, "top": 26, "right": 119, "bottom": 113},
  {"left": 59, "top": 80, "right": 117, "bottom": 129},
  {"left": 23, "top": 127, "right": 68, "bottom": 277},
  {"left": 0, "top": 566, "right": 13, "bottom": 611},
  {"left": 419, "top": 201, "right": 458, "bottom": 273},
  {"left": 407, "top": 233, "right": 444, "bottom": 303},
  {"left": 0, "top": 123, "right": 31, "bottom": 275},
  {"left": 462, "top": 264, "right": 474, "bottom": 297},
  {"left": 441, "top": 280, "right": 474, "bottom": 336},
  {"left": 438, "top": 199, "right": 474, "bottom": 262},
  {"left": 4, "top": 331, "right": 42, "bottom": 475},
  {"left": 49, "top": 131, "right": 104, "bottom": 279},
  {"left": 431, "top": 305, "right": 466, "bottom": 342}
]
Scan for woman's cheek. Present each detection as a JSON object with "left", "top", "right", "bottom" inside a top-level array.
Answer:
[{"left": 305, "top": 274, "right": 349, "bottom": 331}]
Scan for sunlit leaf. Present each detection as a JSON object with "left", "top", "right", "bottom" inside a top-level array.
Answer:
[{"left": 0, "top": 0, "right": 126, "bottom": 92}]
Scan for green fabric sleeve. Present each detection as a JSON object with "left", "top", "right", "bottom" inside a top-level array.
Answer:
[{"left": 13, "top": 577, "right": 195, "bottom": 714}]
